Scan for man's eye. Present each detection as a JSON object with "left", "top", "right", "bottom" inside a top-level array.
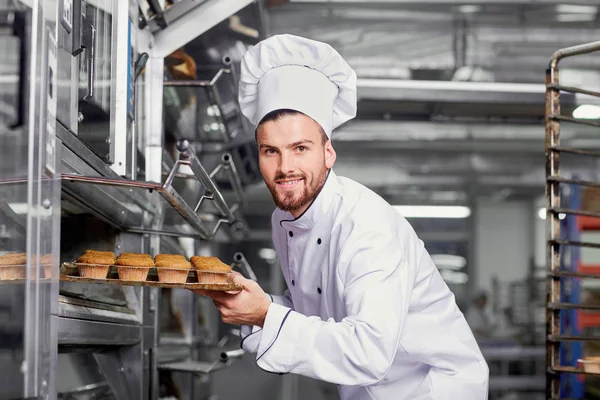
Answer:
[
  {"left": 265, "top": 149, "right": 276, "bottom": 155},
  {"left": 297, "top": 146, "right": 307, "bottom": 152}
]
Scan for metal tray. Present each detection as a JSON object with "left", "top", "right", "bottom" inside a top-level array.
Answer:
[{"left": 60, "top": 262, "right": 243, "bottom": 291}]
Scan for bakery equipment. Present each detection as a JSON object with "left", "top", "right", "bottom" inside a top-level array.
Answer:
[
  {"left": 0, "top": 0, "right": 265, "bottom": 399},
  {"left": 544, "top": 40, "right": 600, "bottom": 399}
]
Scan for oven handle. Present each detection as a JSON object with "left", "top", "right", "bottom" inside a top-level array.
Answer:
[{"left": 80, "top": 16, "right": 95, "bottom": 100}]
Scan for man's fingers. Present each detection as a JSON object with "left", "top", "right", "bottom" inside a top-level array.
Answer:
[
  {"left": 193, "top": 289, "right": 235, "bottom": 302},
  {"left": 231, "top": 272, "right": 249, "bottom": 288}
]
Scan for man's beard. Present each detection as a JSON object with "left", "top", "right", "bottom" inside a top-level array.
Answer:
[{"left": 266, "top": 164, "right": 328, "bottom": 214}]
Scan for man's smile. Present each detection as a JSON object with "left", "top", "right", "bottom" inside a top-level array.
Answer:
[{"left": 276, "top": 178, "right": 304, "bottom": 190}]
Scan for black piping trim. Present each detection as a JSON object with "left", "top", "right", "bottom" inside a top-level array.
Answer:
[
  {"left": 268, "top": 293, "right": 274, "bottom": 302},
  {"left": 257, "top": 365, "right": 290, "bottom": 376},
  {"left": 256, "top": 309, "right": 293, "bottom": 362},
  {"left": 279, "top": 169, "right": 332, "bottom": 228},
  {"left": 240, "top": 327, "right": 263, "bottom": 349}
]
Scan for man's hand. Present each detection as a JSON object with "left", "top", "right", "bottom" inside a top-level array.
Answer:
[{"left": 193, "top": 271, "right": 271, "bottom": 327}]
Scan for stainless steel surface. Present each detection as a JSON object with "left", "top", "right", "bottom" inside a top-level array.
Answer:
[
  {"left": 110, "top": 0, "right": 130, "bottom": 175},
  {"left": 232, "top": 252, "right": 257, "bottom": 281},
  {"left": 177, "top": 140, "right": 236, "bottom": 222},
  {"left": 94, "top": 350, "right": 139, "bottom": 400},
  {"left": 57, "top": 317, "right": 141, "bottom": 346},
  {"left": 58, "top": 295, "right": 139, "bottom": 325},
  {"left": 0, "top": 1, "right": 60, "bottom": 398},
  {"left": 163, "top": 68, "right": 230, "bottom": 88},
  {"left": 220, "top": 348, "right": 245, "bottom": 361},
  {"left": 143, "top": 55, "right": 164, "bottom": 185},
  {"left": 57, "top": 120, "right": 120, "bottom": 178},
  {"left": 150, "top": 0, "right": 255, "bottom": 58},
  {"left": 158, "top": 360, "right": 230, "bottom": 375}
]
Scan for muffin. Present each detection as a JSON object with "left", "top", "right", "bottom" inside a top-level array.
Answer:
[
  {"left": 155, "top": 257, "right": 191, "bottom": 284},
  {"left": 0, "top": 252, "right": 27, "bottom": 265},
  {"left": 83, "top": 250, "right": 116, "bottom": 259},
  {"left": 155, "top": 254, "right": 187, "bottom": 262},
  {"left": 191, "top": 256, "right": 232, "bottom": 284},
  {"left": 115, "top": 254, "right": 153, "bottom": 281},
  {"left": 40, "top": 254, "right": 53, "bottom": 279},
  {"left": 75, "top": 250, "right": 115, "bottom": 279},
  {"left": 118, "top": 252, "right": 153, "bottom": 259},
  {"left": 0, "top": 253, "right": 27, "bottom": 280},
  {"left": 0, "top": 265, "right": 26, "bottom": 279}
]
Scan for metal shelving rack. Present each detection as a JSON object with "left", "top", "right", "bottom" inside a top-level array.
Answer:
[
  {"left": 61, "top": 139, "right": 248, "bottom": 242},
  {"left": 545, "top": 41, "right": 600, "bottom": 399}
]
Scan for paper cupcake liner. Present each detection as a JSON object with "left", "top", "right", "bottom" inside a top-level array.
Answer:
[
  {"left": 156, "top": 268, "right": 189, "bottom": 284},
  {"left": 579, "top": 357, "right": 600, "bottom": 374},
  {"left": 43, "top": 264, "right": 52, "bottom": 279},
  {"left": 76, "top": 263, "right": 110, "bottom": 279},
  {"left": 0, "top": 265, "right": 26, "bottom": 280},
  {"left": 196, "top": 271, "right": 233, "bottom": 285},
  {"left": 117, "top": 266, "right": 150, "bottom": 282}
]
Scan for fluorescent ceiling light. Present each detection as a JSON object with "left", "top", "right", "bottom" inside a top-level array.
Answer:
[
  {"left": 573, "top": 105, "right": 600, "bottom": 120},
  {"left": 394, "top": 205, "right": 471, "bottom": 219},
  {"left": 431, "top": 254, "right": 466, "bottom": 270},
  {"left": 557, "top": 13, "right": 596, "bottom": 22},
  {"left": 458, "top": 5, "right": 480, "bottom": 14},
  {"left": 538, "top": 207, "right": 566, "bottom": 220},
  {"left": 556, "top": 4, "right": 598, "bottom": 14},
  {"left": 440, "top": 270, "right": 469, "bottom": 284}
]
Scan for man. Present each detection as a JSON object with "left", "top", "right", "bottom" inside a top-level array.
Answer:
[
  {"left": 197, "top": 34, "right": 489, "bottom": 399},
  {"left": 465, "top": 291, "right": 495, "bottom": 341}
]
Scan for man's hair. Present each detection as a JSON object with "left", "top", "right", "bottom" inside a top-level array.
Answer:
[{"left": 256, "top": 109, "right": 329, "bottom": 145}]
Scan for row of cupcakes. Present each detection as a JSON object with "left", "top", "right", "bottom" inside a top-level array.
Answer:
[
  {"left": 75, "top": 250, "right": 232, "bottom": 284},
  {"left": 0, "top": 252, "right": 54, "bottom": 279}
]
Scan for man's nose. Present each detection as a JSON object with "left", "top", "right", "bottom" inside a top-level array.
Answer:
[{"left": 279, "top": 152, "right": 295, "bottom": 174}]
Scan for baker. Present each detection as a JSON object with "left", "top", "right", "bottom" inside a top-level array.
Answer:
[{"left": 196, "top": 34, "right": 489, "bottom": 399}]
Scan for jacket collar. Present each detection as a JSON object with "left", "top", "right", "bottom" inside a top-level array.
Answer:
[{"left": 278, "top": 169, "right": 341, "bottom": 231}]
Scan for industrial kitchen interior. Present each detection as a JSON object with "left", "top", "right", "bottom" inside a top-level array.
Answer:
[{"left": 1, "top": 0, "right": 600, "bottom": 399}]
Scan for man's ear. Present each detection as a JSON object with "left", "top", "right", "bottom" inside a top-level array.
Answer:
[{"left": 325, "top": 140, "right": 336, "bottom": 169}]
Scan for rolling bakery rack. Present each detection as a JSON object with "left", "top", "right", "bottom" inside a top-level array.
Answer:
[{"left": 545, "top": 40, "right": 600, "bottom": 399}]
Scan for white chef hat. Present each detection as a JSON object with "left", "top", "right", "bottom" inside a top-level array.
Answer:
[{"left": 238, "top": 34, "right": 357, "bottom": 138}]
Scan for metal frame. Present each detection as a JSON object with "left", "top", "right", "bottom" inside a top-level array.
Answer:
[
  {"left": 150, "top": 0, "right": 255, "bottom": 59},
  {"left": 545, "top": 40, "right": 600, "bottom": 400},
  {"left": 164, "top": 67, "right": 241, "bottom": 142},
  {"left": 58, "top": 137, "right": 247, "bottom": 240},
  {"left": 110, "top": 0, "right": 131, "bottom": 175}
]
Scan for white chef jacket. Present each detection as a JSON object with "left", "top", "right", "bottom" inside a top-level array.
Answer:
[{"left": 241, "top": 170, "right": 489, "bottom": 400}]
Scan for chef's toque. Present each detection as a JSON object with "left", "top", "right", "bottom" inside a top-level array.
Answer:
[{"left": 238, "top": 34, "right": 357, "bottom": 138}]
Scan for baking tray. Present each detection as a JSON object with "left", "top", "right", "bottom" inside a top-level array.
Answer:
[{"left": 60, "top": 262, "right": 243, "bottom": 291}]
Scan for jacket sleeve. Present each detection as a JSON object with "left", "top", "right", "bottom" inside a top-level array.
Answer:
[
  {"left": 240, "top": 289, "right": 294, "bottom": 353},
  {"left": 253, "top": 228, "right": 415, "bottom": 386}
]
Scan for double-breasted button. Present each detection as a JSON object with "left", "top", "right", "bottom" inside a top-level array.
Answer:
[
  {"left": 292, "top": 280, "right": 295, "bottom": 286},
  {"left": 289, "top": 231, "right": 293, "bottom": 237},
  {"left": 317, "top": 287, "right": 322, "bottom": 294},
  {"left": 317, "top": 238, "right": 322, "bottom": 245}
]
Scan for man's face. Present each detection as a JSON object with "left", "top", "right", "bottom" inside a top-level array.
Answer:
[{"left": 256, "top": 113, "right": 336, "bottom": 217}]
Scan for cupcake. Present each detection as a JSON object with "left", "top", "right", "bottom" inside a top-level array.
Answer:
[
  {"left": 115, "top": 254, "right": 153, "bottom": 281},
  {"left": 190, "top": 256, "right": 232, "bottom": 284},
  {"left": 118, "top": 252, "right": 153, "bottom": 259},
  {"left": 40, "top": 254, "right": 53, "bottom": 279},
  {"left": 155, "top": 257, "right": 191, "bottom": 284},
  {"left": 75, "top": 251, "right": 115, "bottom": 279},
  {"left": 0, "top": 252, "right": 27, "bottom": 280},
  {"left": 155, "top": 254, "right": 187, "bottom": 262}
]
